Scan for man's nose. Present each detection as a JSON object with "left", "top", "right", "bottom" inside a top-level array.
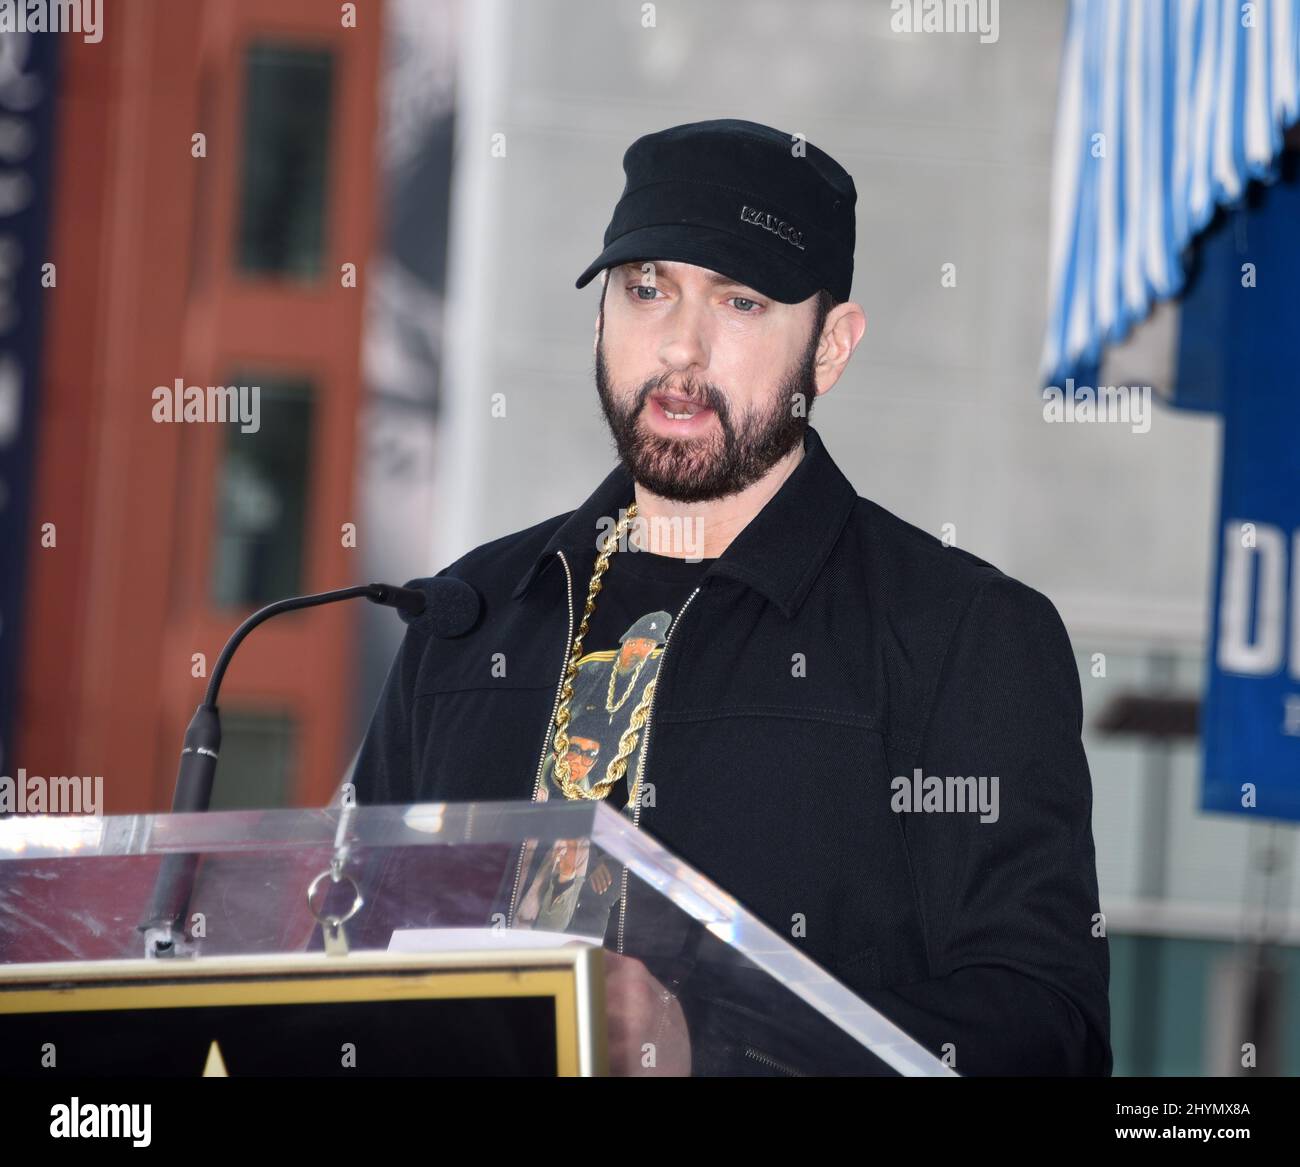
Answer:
[{"left": 657, "top": 299, "right": 711, "bottom": 372}]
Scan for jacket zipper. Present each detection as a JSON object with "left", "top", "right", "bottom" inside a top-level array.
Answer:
[
  {"left": 743, "top": 1046, "right": 803, "bottom": 1077},
  {"left": 616, "top": 583, "right": 702, "bottom": 955},
  {"left": 506, "top": 549, "right": 576, "bottom": 928}
]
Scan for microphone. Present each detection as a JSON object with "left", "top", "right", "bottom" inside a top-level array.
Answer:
[
  {"left": 139, "top": 577, "right": 480, "bottom": 954},
  {"left": 391, "top": 576, "right": 482, "bottom": 638}
]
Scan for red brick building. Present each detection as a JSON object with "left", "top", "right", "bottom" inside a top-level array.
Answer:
[{"left": 16, "top": 0, "right": 383, "bottom": 810}]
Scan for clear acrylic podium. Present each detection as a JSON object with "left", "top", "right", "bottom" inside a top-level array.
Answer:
[{"left": 0, "top": 801, "right": 951, "bottom": 1077}]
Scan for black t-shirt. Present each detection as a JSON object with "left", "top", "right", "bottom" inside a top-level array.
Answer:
[
  {"left": 544, "top": 544, "right": 716, "bottom": 812},
  {"left": 513, "top": 544, "right": 715, "bottom": 942}
]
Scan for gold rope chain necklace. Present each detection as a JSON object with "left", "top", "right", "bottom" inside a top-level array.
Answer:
[{"left": 550, "top": 500, "right": 658, "bottom": 802}]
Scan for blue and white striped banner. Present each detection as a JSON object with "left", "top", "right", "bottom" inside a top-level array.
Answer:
[{"left": 1041, "top": 0, "right": 1300, "bottom": 389}]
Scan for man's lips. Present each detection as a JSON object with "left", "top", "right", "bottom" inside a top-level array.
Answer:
[{"left": 650, "top": 392, "right": 713, "bottom": 419}]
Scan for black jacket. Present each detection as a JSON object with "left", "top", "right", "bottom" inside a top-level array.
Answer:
[{"left": 352, "top": 424, "right": 1112, "bottom": 1076}]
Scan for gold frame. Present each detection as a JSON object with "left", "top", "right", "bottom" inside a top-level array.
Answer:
[{"left": 0, "top": 948, "right": 608, "bottom": 1077}]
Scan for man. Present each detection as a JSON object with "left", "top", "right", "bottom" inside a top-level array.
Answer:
[
  {"left": 515, "top": 837, "right": 589, "bottom": 932},
  {"left": 352, "top": 118, "right": 1111, "bottom": 1077}
]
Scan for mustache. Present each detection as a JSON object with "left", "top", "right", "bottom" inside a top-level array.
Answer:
[{"left": 638, "top": 375, "right": 726, "bottom": 415}]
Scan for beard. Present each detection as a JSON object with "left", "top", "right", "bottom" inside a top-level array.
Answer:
[{"left": 594, "top": 318, "right": 820, "bottom": 504}]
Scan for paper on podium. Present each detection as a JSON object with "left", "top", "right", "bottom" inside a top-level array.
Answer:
[{"left": 387, "top": 927, "right": 604, "bottom": 953}]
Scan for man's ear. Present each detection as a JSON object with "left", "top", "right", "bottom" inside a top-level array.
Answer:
[{"left": 814, "top": 301, "right": 867, "bottom": 397}]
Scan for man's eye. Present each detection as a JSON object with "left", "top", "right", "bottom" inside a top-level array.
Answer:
[
  {"left": 729, "top": 296, "right": 760, "bottom": 312},
  {"left": 630, "top": 284, "right": 660, "bottom": 301}
]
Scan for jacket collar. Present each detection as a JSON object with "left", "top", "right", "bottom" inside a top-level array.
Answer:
[{"left": 510, "top": 425, "right": 858, "bottom": 620}]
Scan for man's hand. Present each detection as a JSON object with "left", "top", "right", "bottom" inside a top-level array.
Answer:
[
  {"left": 602, "top": 950, "right": 691, "bottom": 1076},
  {"left": 588, "top": 860, "right": 613, "bottom": 895}
]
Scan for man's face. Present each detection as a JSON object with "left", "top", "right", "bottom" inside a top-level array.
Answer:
[
  {"left": 594, "top": 260, "right": 825, "bottom": 503},
  {"left": 616, "top": 637, "right": 655, "bottom": 671},
  {"left": 565, "top": 736, "right": 600, "bottom": 782}
]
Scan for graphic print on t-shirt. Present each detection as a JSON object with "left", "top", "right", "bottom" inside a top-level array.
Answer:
[
  {"left": 510, "top": 542, "right": 715, "bottom": 939},
  {"left": 514, "top": 608, "right": 673, "bottom": 936},
  {"left": 542, "top": 608, "right": 673, "bottom": 806}
]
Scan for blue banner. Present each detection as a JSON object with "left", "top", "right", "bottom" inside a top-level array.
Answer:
[
  {"left": 1181, "top": 163, "right": 1300, "bottom": 823},
  {"left": 0, "top": 31, "right": 59, "bottom": 776}
]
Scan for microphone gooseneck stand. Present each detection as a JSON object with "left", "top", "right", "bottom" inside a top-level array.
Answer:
[{"left": 137, "top": 582, "right": 442, "bottom": 958}]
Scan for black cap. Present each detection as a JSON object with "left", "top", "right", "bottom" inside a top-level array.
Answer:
[{"left": 575, "top": 118, "right": 857, "bottom": 304}]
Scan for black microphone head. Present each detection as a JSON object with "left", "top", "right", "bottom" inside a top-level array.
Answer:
[{"left": 400, "top": 576, "right": 481, "bottom": 638}]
